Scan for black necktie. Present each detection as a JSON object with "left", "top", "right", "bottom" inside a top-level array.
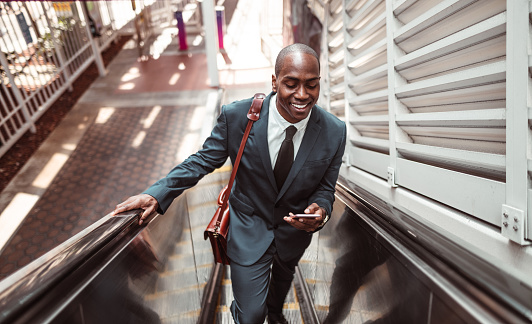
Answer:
[{"left": 274, "top": 126, "right": 297, "bottom": 190}]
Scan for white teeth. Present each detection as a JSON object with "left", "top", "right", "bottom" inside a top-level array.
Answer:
[{"left": 292, "top": 103, "right": 307, "bottom": 109}]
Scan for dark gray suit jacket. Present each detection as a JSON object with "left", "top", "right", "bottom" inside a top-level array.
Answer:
[{"left": 144, "top": 92, "right": 346, "bottom": 265}]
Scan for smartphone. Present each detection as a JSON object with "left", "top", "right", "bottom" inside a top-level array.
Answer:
[{"left": 294, "top": 214, "right": 320, "bottom": 218}]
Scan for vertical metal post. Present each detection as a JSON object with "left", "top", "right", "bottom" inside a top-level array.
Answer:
[
  {"left": 201, "top": 0, "right": 220, "bottom": 88},
  {"left": 341, "top": 0, "right": 351, "bottom": 167},
  {"left": 106, "top": 1, "right": 116, "bottom": 32},
  {"left": 385, "top": 0, "right": 399, "bottom": 188},
  {"left": 504, "top": 0, "right": 529, "bottom": 244},
  {"left": 0, "top": 51, "right": 36, "bottom": 133},
  {"left": 385, "top": 0, "right": 412, "bottom": 188},
  {"left": 131, "top": 0, "right": 143, "bottom": 57},
  {"left": 41, "top": 2, "right": 73, "bottom": 91},
  {"left": 175, "top": 10, "right": 188, "bottom": 51},
  {"left": 215, "top": 6, "right": 225, "bottom": 50},
  {"left": 80, "top": 1, "right": 106, "bottom": 77}
]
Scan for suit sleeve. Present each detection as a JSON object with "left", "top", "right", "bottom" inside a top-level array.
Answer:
[
  {"left": 308, "top": 122, "right": 346, "bottom": 218},
  {"left": 143, "top": 106, "right": 230, "bottom": 214}
]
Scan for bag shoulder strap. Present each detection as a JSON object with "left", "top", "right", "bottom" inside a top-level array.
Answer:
[{"left": 220, "top": 93, "right": 265, "bottom": 211}]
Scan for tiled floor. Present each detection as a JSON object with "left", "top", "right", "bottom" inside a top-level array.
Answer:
[
  {"left": 0, "top": 105, "right": 198, "bottom": 278},
  {"left": 114, "top": 54, "right": 211, "bottom": 93}
]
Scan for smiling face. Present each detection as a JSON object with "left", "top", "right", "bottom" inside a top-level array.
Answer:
[{"left": 272, "top": 52, "right": 320, "bottom": 124}]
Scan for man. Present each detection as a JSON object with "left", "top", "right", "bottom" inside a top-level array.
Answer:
[{"left": 112, "top": 43, "right": 346, "bottom": 324}]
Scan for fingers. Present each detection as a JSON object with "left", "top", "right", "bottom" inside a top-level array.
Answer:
[
  {"left": 111, "top": 196, "right": 138, "bottom": 216},
  {"left": 138, "top": 204, "right": 156, "bottom": 225},
  {"left": 304, "top": 203, "right": 321, "bottom": 215},
  {"left": 285, "top": 219, "right": 316, "bottom": 232},
  {"left": 284, "top": 213, "right": 319, "bottom": 232},
  {"left": 284, "top": 205, "right": 325, "bottom": 232},
  {"left": 111, "top": 194, "right": 159, "bottom": 226}
]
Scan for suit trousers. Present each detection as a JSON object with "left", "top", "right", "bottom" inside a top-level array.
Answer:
[{"left": 230, "top": 241, "right": 301, "bottom": 324}]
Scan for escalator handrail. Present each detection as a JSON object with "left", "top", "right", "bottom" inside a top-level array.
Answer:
[{"left": 0, "top": 209, "right": 143, "bottom": 323}]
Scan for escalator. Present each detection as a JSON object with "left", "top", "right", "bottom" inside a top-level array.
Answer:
[{"left": 1, "top": 172, "right": 531, "bottom": 323}]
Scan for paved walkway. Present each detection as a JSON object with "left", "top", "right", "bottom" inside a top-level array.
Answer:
[{"left": 0, "top": 0, "right": 275, "bottom": 279}]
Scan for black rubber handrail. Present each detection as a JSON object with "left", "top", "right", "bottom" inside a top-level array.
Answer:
[{"left": 0, "top": 209, "right": 145, "bottom": 324}]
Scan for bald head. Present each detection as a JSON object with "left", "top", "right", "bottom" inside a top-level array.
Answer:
[{"left": 275, "top": 43, "right": 320, "bottom": 77}]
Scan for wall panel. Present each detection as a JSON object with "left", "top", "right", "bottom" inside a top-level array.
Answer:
[{"left": 318, "top": 1, "right": 532, "bottom": 295}]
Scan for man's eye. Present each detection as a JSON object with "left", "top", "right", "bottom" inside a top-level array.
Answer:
[
  {"left": 285, "top": 84, "right": 297, "bottom": 89},
  {"left": 306, "top": 84, "right": 318, "bottom": 89}
]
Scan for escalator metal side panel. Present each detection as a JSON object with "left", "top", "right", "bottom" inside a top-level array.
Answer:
[
  {"left": 339, "top": 181, "right": 532, "bottom": 323},
  {"left": 49, "top": 196, "right": 188, "bottom": 324},
  {"left": 296, "top": 186, "right": 526, "bottom": 323}
]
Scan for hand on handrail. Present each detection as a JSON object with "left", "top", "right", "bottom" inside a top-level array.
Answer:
[{"left": 112, "top": 194, "right": 159, "bottom": 225}]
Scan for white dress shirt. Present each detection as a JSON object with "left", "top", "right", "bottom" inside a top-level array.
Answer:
[{"left": 268, "top": 94, "right": 312, "bottom": 169}]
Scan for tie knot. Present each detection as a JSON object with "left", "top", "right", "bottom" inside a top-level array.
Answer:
[{"left": 285, "top": 126, "right": 297, "bottom": 140}]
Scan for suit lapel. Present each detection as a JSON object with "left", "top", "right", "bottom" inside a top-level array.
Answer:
[
  {"left": 255, "top": 93, "right": 278, "bottom": 190},
  {"left": 277, "top": 107, "right": 321, "bottom": 199}
]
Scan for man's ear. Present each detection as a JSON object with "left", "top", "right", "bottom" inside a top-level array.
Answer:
[{"left": 272, "top": 74, "right": 277, "bottom": 92}]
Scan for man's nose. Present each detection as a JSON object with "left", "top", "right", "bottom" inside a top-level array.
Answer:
[{"left": 295, "top": 85, "right": 309, "bottom": 99}]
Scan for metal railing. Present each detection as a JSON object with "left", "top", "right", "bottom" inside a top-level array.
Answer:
[
  {"left": 0, "top": 0, "right": 204, "bottom": 158},
  {"left": 0, "top": 1, "right": 162, "bottom": 159}
]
